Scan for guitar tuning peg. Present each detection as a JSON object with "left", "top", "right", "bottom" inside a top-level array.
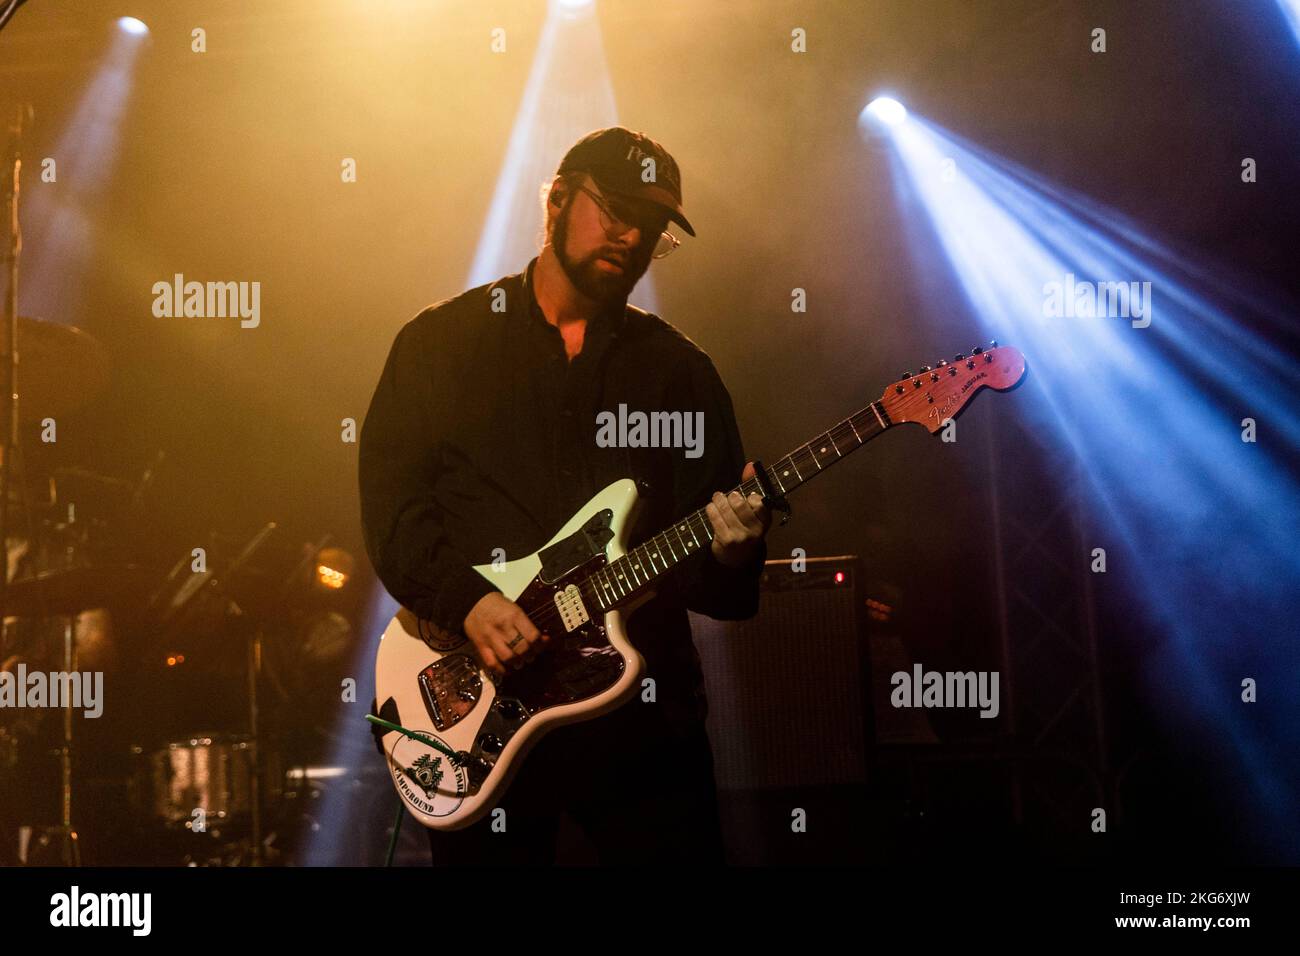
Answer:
[
  {"left": 918, "top": 365, "right": 931, "bottom": 373},
  {"left": 971, "top": 346, "right": 984, "bottom": 355},
  {"left": 936, "top": 359, "right": 948, "bottom": 366},
  {"left": 900, "top": 372, "right": 911, "bottom": 381},
  {"left": 989, "top": 339, "right": 998, "bottom": 348},
  {"left": 954, "top": 354, "right": 965, "bottom": 361}
]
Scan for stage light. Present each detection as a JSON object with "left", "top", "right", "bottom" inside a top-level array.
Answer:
[
  {"left": 1279, "top": 1, "right": 1300, "bottom": 46},
  {"left": 875, "top": 110, "right": 1300, "bottom": 856},
  {"left": 117, "top": 16, "right": 148, "bottom": 36},
  {"left": 315, "top": 565, "right": 346, "bottom": 590},
  {"left": 468, "top": 0, "right": 656, "bottom": 312},
  {"left": 314, "top": 547, "right": 355, "bottom": 591},
  {"left": 20, "top": 18, "right": 146, "bottom": 323},
  {"left": 862, "top": 96, "right": 908, "bottom": 128}
]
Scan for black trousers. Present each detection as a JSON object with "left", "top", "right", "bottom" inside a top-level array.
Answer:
[{"left": 425, "top": 695, "right": 725, "bottom": 865}]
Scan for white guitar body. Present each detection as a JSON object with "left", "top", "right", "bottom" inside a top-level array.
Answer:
[{"left": 374, "top": 478, "right": 653, "bottom": 831}]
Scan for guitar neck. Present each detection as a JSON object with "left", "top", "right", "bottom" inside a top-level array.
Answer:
[{"left": 583, "top": 400, "right": 893, "bottom": 612}]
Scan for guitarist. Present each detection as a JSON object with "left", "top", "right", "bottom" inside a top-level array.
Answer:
[{"left": 359, "top": 127, "right": 772, "bottom": 864}]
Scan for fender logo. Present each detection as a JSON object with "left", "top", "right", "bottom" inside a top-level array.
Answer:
[{"left": 928, "top": 372, "right": 987, "bottom": 424}]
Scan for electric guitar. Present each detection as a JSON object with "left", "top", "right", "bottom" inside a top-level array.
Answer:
[{"left": 374, "top": 343, "right": 1026, "bottom": 829}]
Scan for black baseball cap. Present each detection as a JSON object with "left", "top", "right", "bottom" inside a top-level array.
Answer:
[{"left": 557, "top": 126, "right": 696, "bottom": 237}]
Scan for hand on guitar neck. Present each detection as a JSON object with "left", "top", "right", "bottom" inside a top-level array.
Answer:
[{"left": 706, "top": 460, "right": 772, "bottom": 569}]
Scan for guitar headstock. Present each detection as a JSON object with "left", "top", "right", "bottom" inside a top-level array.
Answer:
[{"left": 879, "top": 343, "right": 1026, "bottom": 434}]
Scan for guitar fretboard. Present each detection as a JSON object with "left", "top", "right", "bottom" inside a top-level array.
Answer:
[{"left": 583, "top": 400, "right": 893, "bottom": 611}]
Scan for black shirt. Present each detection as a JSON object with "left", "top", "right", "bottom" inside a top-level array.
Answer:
[{"left": 358, "top": 257, "right": 766, "bottom": 729}]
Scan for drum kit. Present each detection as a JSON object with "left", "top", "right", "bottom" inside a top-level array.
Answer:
[{"left": 1, "top": 316, "right": 359, "bottom": 867}]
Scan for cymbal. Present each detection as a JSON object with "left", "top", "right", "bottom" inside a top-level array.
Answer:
[
  {"left": 3, "top": 565, "right": 156, "bottom": 618},
  {"left": 14, "top": 317, "right": 110, "bottom": 420}
]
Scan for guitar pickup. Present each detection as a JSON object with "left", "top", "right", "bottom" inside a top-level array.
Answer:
[{"left": 553, "top": 584, "right": 590, "bottom": 632}]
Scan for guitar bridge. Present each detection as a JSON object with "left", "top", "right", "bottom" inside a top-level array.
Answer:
[{"left": 417, "top": 655, "right": 483, "bottom": 731}]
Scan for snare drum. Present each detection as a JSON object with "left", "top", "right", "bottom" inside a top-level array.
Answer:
[{"left": 131, "top": 733, "right": 280, "bottom": 830}]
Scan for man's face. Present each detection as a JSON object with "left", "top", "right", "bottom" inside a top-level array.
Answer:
[{"left": 551, "top": 175, "right": 668, "bottom": 304}]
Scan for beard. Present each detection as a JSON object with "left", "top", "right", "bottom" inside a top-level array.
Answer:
[{"left": 552, "top": 199, "right": 651, "bottom": 304}]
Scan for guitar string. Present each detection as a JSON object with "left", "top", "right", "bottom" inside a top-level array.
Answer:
[
  {"left": 512, "top": 405, "right": 892, "bottom": 639},
  {"left": 517, "top": 403, "right": 897, "bottom": 635}
]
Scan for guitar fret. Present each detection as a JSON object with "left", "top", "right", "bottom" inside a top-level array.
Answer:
[
  {"left": 687, "top": 521, "right": 700, "bottom": 548},
  {"left": 577, "top": 381, "right": 914, "bottom": 612},
  {"left": 691, "top": 514, "right": 708, "bottom": 545}
]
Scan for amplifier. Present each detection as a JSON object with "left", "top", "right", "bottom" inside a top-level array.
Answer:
[{"left": 690, "top": 555, "right": 870, "bottom": 790}]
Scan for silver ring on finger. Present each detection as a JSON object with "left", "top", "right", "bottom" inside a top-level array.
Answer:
[{"left": 507, "top": 631, "right": 527, "bottom": 649}]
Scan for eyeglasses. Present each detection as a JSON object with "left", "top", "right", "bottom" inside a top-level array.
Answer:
[{"left": 575, "top": 183, "right": 681, "bottom": 259}]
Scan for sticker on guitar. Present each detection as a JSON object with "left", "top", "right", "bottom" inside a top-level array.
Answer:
[
  {"left": 391, "top": 733, "right": 468, "bottom": 816},
  {"left": 418, "top": 616, "right": 468, "bottom": 652}
]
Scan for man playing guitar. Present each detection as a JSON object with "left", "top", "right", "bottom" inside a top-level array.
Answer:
[{"left": 360, "top": 127, "right": 772, "bottom": 864}]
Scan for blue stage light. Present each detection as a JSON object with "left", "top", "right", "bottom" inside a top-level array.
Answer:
[
  {"left": 875, "top": 110, "right": 1300, "bottom": 858},
  {"left": 862, "top": 96, "right": 908, "bottom": 128},
  {"left": 1279, "top": 1, "right": 1300, "bottom": 46}
]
